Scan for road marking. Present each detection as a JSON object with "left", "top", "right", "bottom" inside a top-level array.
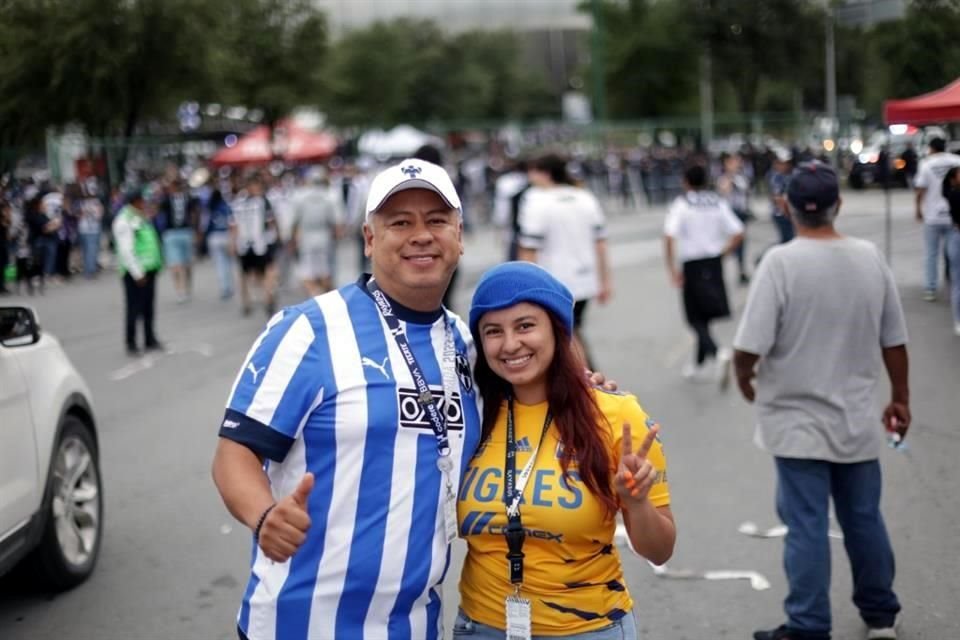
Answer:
[
  {"left": 614, "top": 524, "right": 771, "bottom": 591},
  {"left": 108, "top": 343, "right": 213, "bottom": 381},
  {"left": 738, "top": 520, "right": 843, "bottom": 540}
]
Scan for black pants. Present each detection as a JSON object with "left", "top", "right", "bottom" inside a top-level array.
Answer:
[
  {"left": 690, "top": 317, "right": 718, "bottom": 364},
  {"left": 123, "top": 271, "right": 158, "bottom": 349}
]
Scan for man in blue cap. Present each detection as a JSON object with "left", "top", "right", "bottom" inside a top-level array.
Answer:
[{"left": 732, "top": 161, "right": 909, "bottom": 640}]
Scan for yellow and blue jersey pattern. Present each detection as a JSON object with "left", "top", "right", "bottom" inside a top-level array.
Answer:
[{"left": 457, "top": 389, "right": 670, "bottom": 636}]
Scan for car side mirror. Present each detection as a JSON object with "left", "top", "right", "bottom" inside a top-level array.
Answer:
[{"left": 0, "top": 306, "right": 41, "bottom": 347}]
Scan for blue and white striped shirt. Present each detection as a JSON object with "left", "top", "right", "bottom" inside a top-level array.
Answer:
[{"left": 220, "top": 278, "right": 481, "bottom": 640}]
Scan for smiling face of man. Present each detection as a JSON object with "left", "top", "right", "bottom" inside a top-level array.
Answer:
[{"left": 363, "top": 188, "right": 463, "bottom": 312}]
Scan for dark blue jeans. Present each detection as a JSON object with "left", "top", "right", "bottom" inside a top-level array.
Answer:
[
  {"left": 775, "top": 458, "right": 900, "bottom": 638},
  {"left": 773, "top": 214, "right": 795, "bottom": 244}
]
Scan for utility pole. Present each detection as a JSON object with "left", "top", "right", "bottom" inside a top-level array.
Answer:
[{"left": 825, "top": 4, "right": 838, "bottom": 166}]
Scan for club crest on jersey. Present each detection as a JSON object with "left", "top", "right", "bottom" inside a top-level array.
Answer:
[
  {"left": 455, "top": 352, "right": 474, "bottom": 393},
  {"left": 398, "top": 385, "right": 465, "bottom": 431}
]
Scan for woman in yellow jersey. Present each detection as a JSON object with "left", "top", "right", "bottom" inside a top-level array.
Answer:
[{"left": 456, "top": 261, "right": 676, "bottom": 640}]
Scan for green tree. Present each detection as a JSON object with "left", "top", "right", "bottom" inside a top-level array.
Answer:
[
  {"left": 0, "top": 0, "right": 220, "bottom": 171},
  {"left": 589, "top": 0, "right": 700, "bottom": 119},
  {"left": 323, "top": 19, "right": 557, "bottom": 127},
  {"left": 865, "top": 0, "right": 960, "bottom": 112},
  {"left": 212, "top": 0, "right": 329, "bottom": 129}
]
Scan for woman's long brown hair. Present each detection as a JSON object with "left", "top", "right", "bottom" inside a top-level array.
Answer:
[{"left": 473, "top": 311, "right": 619, "bottom": 517}]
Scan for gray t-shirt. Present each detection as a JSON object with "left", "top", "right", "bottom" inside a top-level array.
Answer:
[{"left": 733, "top": 237, "right": 908, "bottom": 462}]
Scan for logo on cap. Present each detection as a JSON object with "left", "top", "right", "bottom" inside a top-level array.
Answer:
[{"left": 401, "top": 165, "right": 422, "bottom": 179}]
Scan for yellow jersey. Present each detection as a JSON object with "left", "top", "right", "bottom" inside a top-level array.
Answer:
[{"left": 457, "top": 389, "right": 670, "bottom": 636}]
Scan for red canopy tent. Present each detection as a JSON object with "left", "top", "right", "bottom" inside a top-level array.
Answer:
[
  {"left": 884, "top": 77, "right": 960, "bottom": 125},
  {"left": 211, "top": 120, "right": 337, "bottom": 166}
]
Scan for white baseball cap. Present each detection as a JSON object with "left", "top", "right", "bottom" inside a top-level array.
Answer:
[{"left": 364, "top": 158, "right": 461, "bottom": 219}]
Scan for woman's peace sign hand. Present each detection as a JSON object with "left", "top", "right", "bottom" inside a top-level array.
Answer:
[{"left": 615, "top": 423, "right": 659, "bottom": 507}]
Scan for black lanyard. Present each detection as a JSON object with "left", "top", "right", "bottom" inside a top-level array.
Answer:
[
  {"left": 503, "top": 397, "right": 552, "bottom": 585},
  {"left": 365, "top": 279, "right": 453, "bottom": 463}
]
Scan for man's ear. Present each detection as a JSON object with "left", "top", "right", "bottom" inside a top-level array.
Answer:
[
  {"left": 834, "top": 197, "right": 842, "bottom": 218},
  {"left": 362, "top": 222, "right": 374, "bottom": 258}
]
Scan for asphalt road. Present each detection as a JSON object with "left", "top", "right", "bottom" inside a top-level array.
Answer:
[{"left": 0, "top": 188, "right": 957, "bottom": 639}]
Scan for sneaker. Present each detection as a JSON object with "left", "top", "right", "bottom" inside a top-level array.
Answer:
[
  {"left": 144, "top": 340, "right": 166, "bottom": 353},
  {"left": 866, "top": 616, "right": 899, "bottom": 639},
  {"left": 126, "top": 346, "right": 143, "bottom": 357},
  {"left": 754, "top": 625, "right": 829, "bottom": 640},
  {"left": 753, "top": 626, "right": 794, "bottom": 640},
  {"left": 922, "top": 289, "right": 937, "bottom": 301},
  {"left": 716, "top": 348, "right": 732, "bottom": 390}
]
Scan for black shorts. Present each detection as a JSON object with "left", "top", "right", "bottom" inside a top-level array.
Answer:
[
  {"left": 573, "top": 299, "right": 589, "bottom": 329},
  {"left": 240, "top": 249, "right": 272, "bottom": 275}
]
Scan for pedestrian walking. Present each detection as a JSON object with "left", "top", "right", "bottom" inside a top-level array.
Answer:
[
  {"left": 211, "top": 158, "right": 478, "bottom": 640},
  {"left": 157, "top": 178, "right": 200, "bottom": 303},
  {"left": 663, "top": 165, "right": 743, "bottom": 383},
  {"left": 768, "top": 152, "right": 795, "bottom": 244},
  {"left": 716, "top": 152, "right": 753, "bottom": 284},
  {"left": 230, "top": 176, "right": 278, "bottom": 317},
  {"left": 205, "top": 188, "right": 235, "bottom": 300},
  {"left": 290, "top": 168, "right": 344, "bottom": 297},
  {"left": 456, "top": 261, "right": 674, "bottom": 639},
  {"left": 941, "top": 166, "right": 960, "bottom": 336},
  {"left": 518, "top": 153, "right": 612, "bottom": 368},
  {"left": 491, "top": 159, "right": 529, "bottom": 261},
  {"left": 914, "top": 137, "right": 960, "bottom": 301},
  {"left": 112, "top": 187, "right": 164, "bottom": 356},
  {"left": 77, "top": 182, "right": 104, "bottom": 278},
  {"left": 732, "top": 162, "right": 909, "bottom": 640}
]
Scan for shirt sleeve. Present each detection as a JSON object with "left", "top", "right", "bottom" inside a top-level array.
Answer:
[
  {"left": 733, "top": 252, "right": 782, "bottom": 356},
  {"left": 611, "top": 396, "right": 670, "bottom": 508},
  {"left": 517, "top": 192, "right": 546, "bottom": 250},
  {"left": 663, "top": 198, "right": 683, "bottom": 237},
  {"left": 219, "top": 308, "right": 323, "bottom": 462},
  {"left": 913, "top": 161, "right": 930, "bottom": 190},
  {"left": 720, "top": 201, "right": 745, "bottom": 236},
  {"left": 877, "top": 249, "right": 908, "bottom": 347},
  {"left": 588, "top": 192, "right": 608, "bottom": 240}
]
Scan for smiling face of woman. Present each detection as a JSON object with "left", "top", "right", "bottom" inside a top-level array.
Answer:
[{"left": 477, "top": 302, "right": 556, "bottom": 405}]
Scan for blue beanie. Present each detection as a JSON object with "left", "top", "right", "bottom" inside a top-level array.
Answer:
[{"left": 470, "top": 262, "right": 575, "bottom": 336}]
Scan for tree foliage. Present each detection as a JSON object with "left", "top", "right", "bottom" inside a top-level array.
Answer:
[
  {"left": 212, "top": 0, "right": 329, "bottom": 127},
  {"left": 323, "top": 19, "right": 556, "bottom": 127}
]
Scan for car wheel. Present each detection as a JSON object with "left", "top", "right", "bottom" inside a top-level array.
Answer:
[{"left": 29, "top": 415, "right": 103, "bottom": 590}]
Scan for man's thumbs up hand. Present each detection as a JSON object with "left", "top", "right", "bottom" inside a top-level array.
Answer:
[
  {"left": 292, "top": 472, "right": 314, "bottom": 507},
  {"left": 256, "top": 473, "right": 314, "bottom": 563}
]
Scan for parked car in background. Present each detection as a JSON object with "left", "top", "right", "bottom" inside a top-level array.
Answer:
[
  {"left": 849, "top": 125, "right": 948, "bottom": 189},
  {"left": 0, "top": 305, "right": 102, "bottom": 590}
]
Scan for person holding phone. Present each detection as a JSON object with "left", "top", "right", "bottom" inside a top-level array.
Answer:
[{"left": 456, "top": 261, "right": 675, "bottom": 639}]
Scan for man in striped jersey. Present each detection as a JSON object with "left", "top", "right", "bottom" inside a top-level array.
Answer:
[{"left": 212, "top": 158, "right": 482, "bottom": 640}]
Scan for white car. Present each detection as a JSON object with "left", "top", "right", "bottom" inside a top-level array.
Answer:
[{"left": 0, "top": 305, "right": 103, "bottom": 589}]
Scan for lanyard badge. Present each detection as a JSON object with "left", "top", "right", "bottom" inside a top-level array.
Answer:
[
  {"left": 365, "top": 279, "right": 460, "bottom": 544},
  {"left": 501, "top": 399, "right": 552, "bottom": 639}
]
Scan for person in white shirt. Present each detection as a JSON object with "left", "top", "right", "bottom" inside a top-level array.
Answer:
[
  {"left": 517, "top": 153, "right": 611, "bottom": 367},
  {"left": 663, "top": 165, "right": 744, "bottom": 383},
  {"left": 913, "top": 137, "right": 960, "bottom": 301}
]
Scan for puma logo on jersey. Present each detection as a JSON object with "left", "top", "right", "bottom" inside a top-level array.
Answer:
[
  {"left": 247, "top": 362, "right": 266, "bottom": 384},
  {"left": 362, "top": 356, "right": 391, "bottom": 380}
]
